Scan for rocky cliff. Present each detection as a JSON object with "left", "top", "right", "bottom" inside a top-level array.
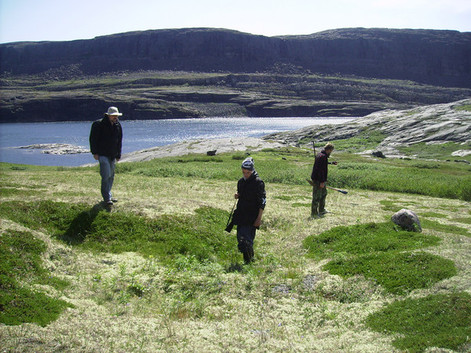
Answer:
[{"left": 1, "top": 27, "right": 470, "bottom": 88}]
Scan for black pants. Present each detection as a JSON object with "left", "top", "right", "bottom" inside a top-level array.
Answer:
[{"left": 237, "top": 225, "right": 256, "bottom": 263}]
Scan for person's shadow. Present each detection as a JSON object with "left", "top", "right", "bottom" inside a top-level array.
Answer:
[{"left": 59, "top": 202, "right": 111, "bottom": 245}]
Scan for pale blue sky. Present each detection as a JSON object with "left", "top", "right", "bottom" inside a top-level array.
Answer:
[{"left": 1, "top": 0, "right": 470, "bottom": 43}]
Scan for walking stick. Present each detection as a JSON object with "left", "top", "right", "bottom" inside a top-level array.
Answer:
[
  {"left": 225, "top": 199, "right": 237, "bottom": 233},
  {"left": 306, "top": 178, "right": 348, "bottom": 194}
]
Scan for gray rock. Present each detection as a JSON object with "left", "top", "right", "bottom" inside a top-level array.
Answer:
[
  {"left": 372, "top": 151, "right": 386, "bottom": 158},
  {"left": 391, "top": 209, "right": 422, "bottom": 232},
  {"left": 265, "top": 99, "right": 471, "bottom": 159}
]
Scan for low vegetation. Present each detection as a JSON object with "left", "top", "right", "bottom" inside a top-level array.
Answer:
[
  {"left": 0, "top": 144, "right": 470, "bottom": 352},
  {"left": 0, "top": 229, "right": 72, "bottom": 326}
]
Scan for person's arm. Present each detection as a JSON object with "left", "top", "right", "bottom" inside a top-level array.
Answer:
[
  {"left": 254, "top": 179, "right": 266, "bottom": 227},
  {"left": 89, "top": 121, "right": 100, "bottom": 159},
  {"left": 253, "top": 208, "right": 264, "bottom": 228}
]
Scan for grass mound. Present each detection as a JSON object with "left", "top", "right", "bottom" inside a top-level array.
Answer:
[
  {"left": 366, "top": 292, "right": 471, "bottom": 352},
  {"left": 0, "top": 200, "right": 239, "bottom": 266},
  {"left": 303, "top": 222, "right": 441, "bottom": 259},
  {"left": 0, "top": 230, "right": 72, "bottom": 326},
  {"left": 324, "top": 251, "right": 456, "bottom": 295},
  {"left": 303, "top": 222, "right": 457, "bottom": 294}
]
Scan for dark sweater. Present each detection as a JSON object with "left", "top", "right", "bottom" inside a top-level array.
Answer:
[
  {"left": 233, "top": 171, "right": 266, "bottom": 226},
  {"left": 311, "top": 149, "right": 329, "bottom": 183},
  {"left": 89, "top": 117, "right": 123, "bottom": 159}
]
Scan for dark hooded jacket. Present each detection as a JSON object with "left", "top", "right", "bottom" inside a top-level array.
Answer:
[
  {"left": 89, "top": 117, "right": 123, "bottom": 159},
  {"left": 233, "top": 171, "right": 266, "bottom": 226},
  {"left": 311, "top": 149, "right": 329, "bottom": 183}
]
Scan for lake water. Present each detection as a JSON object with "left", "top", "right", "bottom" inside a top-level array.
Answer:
[{"left": 0, "top": 117, "right": 355, "bottom": 166}]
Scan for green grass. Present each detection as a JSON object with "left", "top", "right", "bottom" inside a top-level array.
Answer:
[
  {"left": 324, "top": 251, "right": 456, "bottom": 295},
  {"left": 327, "top": 130, "right": 387, "bottom": 152},
  {"left": 0, "top": 200, "right": 239, "bottom": 266},
  {"left": 303, "top": 222, "right": 441, "bottom": 259},
  {"left": 303, "top": 222, "right": 457, "bottom": 294},
  {"left": 422, "top": 219, "right": 471, "bottom": 237},
  {"left": 0, "top": 147, "right": 470, "bottom": 352},
  {"left": 398, "top": 141, "right": 471, "bottom": 162},
  {"left": 366, "top": 292, "right": 471, "bottom": 352},
  {"left": 113, "top": 149, "right": 471, "bottom": 201},
  {"left": 0, "top": 230, "right": 72, "bottom": 326},
  {"left": 454, "top": 104, "right": 471, "bottom": 111}
]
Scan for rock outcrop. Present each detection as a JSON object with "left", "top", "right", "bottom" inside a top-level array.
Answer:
[
  {"left": 1, "top": 27, "right": 470, "bottom": 88},
  {"left": 265, "top": 99, "right": 471, "bottom": 158}
]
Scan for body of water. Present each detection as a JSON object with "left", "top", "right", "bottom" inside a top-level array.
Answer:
[{"left": 0, "top": 117, "right": 355, "bottom": 166}]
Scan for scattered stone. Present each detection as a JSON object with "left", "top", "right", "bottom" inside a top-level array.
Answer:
[
  {"left": 391, "top": 209, "right": 422, "bottom": 232},
  {"left": 372, "top": 151, "right": 386, "bottom": 158},
  {"left": 272, "top": 284, "right": 291, "bottom": 295},
  {"left": 206, "top": 150, "right": 217, "bottom": 156},
  {"left": 302, "top": 275, "right": 318, "bottom": 291}
]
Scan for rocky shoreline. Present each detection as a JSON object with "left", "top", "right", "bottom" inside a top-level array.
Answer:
[
  {"left": 265, "top": 99, "right": 471, "bottom": 158},
  {"left": 119, "top": 137, "right": 286, "bottom": 163},
  {"left": 18, "top": 143, "right": 89, "bottom": 155}
]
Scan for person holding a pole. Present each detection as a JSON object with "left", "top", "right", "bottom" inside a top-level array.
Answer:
[
  {"left": 310, "top": 142, "right": 336, "bottom": 218},
  {"left": 232, "top": 157, "right": 266, "bottom": 264}
]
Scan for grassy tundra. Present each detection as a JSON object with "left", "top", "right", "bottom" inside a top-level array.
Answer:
[{"left": 1, "top": 145, "right": 471, "bottom": 352}]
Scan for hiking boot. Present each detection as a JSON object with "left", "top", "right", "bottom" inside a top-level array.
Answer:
[
  {"left": 111, "top": 198, "right": 118, "bottom": 203},
  {"left": 319, "top": 210, "right": 329, "bottom": 216},
  {"left": 243, "top": 248, "right": 254, "bottom": 264},
  {"left": 106, "top": 200, "right": 114, "bottom": 205}
]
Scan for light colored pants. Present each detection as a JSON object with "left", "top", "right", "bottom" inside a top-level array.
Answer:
[{"left": 99, "top": 156, "right": 116, "bottom": 202}]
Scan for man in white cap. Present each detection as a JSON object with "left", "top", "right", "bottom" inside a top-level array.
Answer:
[
  {"left": 89, "top": 106, "right": 123, "bottom": 205},
  {"left": 232, "top": 157, "right": 266, "bottom": 264}
]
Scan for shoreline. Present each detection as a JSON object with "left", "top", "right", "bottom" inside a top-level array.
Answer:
[{"left": 118, "top": 137, "right": 287, "bottom": 163}]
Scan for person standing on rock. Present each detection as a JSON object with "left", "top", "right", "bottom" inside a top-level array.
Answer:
[
  {"left": 232, "top": 157, "right": 266, "bottom": 264},
  {"left": 89, "top": 106, "right": 123, "bottom": 205},
  {"left": 310, "top": 143, "right": 336, "bottom": 218}
]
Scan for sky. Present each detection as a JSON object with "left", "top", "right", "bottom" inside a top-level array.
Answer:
[{"left": 1, "top": 0, "right": 470, "bottom": 44}]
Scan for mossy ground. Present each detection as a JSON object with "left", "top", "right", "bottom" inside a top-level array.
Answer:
[{"left": 0, "top": 149, "right": 470, "bottom": 352}]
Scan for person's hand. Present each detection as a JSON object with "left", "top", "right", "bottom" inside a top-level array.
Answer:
[
  {"left": 253, "top": 218, "right": 262, "bottom": 228},
  {"left": 320, "top": 182, "right": 325, "bottom": 188},
  {"left": 332, "top": 161, "right": 338, "bottom": 165},
  {"left": 234, "top": 193, "right": 239, "bottom": 199},
  {"left": 93, "top": 154, "right": 99, "bottom": 160}
]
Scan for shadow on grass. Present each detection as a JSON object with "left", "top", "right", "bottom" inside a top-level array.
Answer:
[{"left": 60, "top": 202, "right": 111, "bottom": 245}]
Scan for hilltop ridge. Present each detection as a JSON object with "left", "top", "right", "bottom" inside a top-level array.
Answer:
[{"left": 1, "top": 27, "right": 470, "bottom": 88}]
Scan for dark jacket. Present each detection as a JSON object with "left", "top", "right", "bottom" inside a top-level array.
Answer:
[
  {"left": 311, "top": 149, "right": 329, "bottom": 183},
  {"left": 89, "top": 117, "right": 123, "bottom": 159},
  {"left": 233, "top": 171, "right": 266, "bottom": 226}
]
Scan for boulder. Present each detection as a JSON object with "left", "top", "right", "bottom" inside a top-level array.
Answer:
[
  {"left": 206, "top": 150, "right": 217, "bottom": 156},
  {"left": 391, "top": 209, "right": 422, "bottom": 232},
  {"left": 372, "top": 151, "right": 386, "bottom": 158}
]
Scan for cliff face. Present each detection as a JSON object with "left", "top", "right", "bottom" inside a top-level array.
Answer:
[{"left": 1, "top": 28, "right": 470, "bottom": 88}]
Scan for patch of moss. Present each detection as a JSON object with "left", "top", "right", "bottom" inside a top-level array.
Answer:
[
  {"left": 304, "top": 222, "right": 441, "bottom": 260},
  {"left": 0, "top": 230, "right": 72, "bottom": 326},
  {"left": 325, "top": 251, "right": 456, "bottom": 295},
  {"left": 366, "top": 292, "right": 471, "bottom": 352},
  {"left": 0, "top": 200, "right": 239, "bottom": 266}
]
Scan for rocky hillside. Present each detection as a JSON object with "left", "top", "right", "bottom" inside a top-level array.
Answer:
[
  {"left": 1, "top": 27, "right": 470, "bottom": 88},
  {"left": 265, "top": 99, "right": 471, "bottom": 158}
]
